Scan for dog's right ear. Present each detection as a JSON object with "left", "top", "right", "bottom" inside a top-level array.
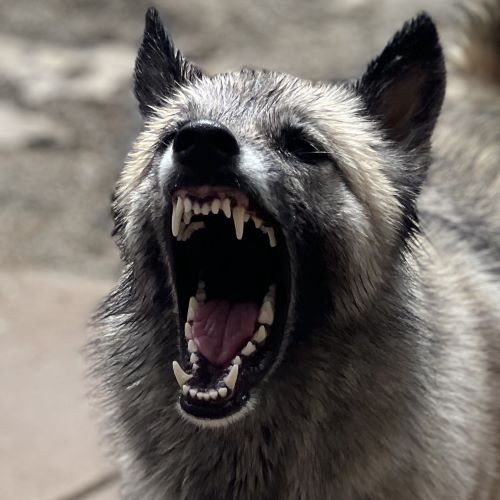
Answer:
[{"left": 134, "top": 7, "right": 202, "bottom": 117}]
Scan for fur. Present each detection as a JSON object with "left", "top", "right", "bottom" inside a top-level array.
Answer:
[{"left": 88, "top": 3, "right": 500, "bottom": 499}]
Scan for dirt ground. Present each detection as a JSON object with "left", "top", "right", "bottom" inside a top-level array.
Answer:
[{"left": 0, "top": 0, "right": 457, "bottom": 498}]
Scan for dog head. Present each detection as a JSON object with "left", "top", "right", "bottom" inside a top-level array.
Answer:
[{"left": 105, "top": 7, "right": 445, "bottom": 427}]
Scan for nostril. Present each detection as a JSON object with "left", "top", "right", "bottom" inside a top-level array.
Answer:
[{"left": 173, "top": 120, "right": 239, "bottom": 168}]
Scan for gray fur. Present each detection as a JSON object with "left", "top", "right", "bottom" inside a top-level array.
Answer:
[{"left": 87, "top": 3, "right": 500, "bottom": 499}]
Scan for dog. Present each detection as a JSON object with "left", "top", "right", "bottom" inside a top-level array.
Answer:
[{"left": 88, "top": 3, "right": 500, "bottom": 498}]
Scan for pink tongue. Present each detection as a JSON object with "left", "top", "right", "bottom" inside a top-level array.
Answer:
[{"left": 192, "top": 300, "right": 259, "bottom": 366}]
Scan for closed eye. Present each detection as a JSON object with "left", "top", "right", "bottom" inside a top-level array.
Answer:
[{"left": 278, "top": 126, "right": 328, "bottom": 165}]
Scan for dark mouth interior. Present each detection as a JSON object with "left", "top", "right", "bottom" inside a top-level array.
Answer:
[{"left": 168, "top": 193, "right": 289, "bottom": 420}]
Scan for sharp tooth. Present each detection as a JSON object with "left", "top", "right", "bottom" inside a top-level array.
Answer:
[
  {"left": 172, "top": 360, "right": 193, "bottom": 387},
  {"left": 187, "top": 297, "right": 198, "bottom": 321},
  {"left": 201, "top": 202, "right": 210, "bottom": 215},
  {"left": 187, "top": 339, "right": 197, "bottom": 353},
  {"left": 252, "top": 325, "right": 267, "bottom": 344},
  {"left": 241, "top": 341, "right": 256, "bottom": 356},
  {"left": 176, "top": 221, "right": 186, "bottom": 241},
  {"left": 171, "top": 197, "right": 184, "bottom": 237},
  {"left": 184, "top": 197, "right": 192, "bottom": 214},
  {"left": 223, "top": 364, "right": 239, "bottom": 391},
  {"left": 183, "top": 211, "right": 192, "bottom": 225},
  {"left": 232, "top": 206, "right": 245, "bottom": 240},
  {"left": 190, "top": 353, "right": 198, "bottom": 364},
  {"left": 258, "top": 301, "right": 274, "bottom": 325},
  {"left": 193, "top": 201, "right": 201, "bottom": 215},
  {"left": 184, "top": 323, "right": 192, "bottom": 339},
  {"left": 218, "top": 387, "right": 228, "bottom": 398},
  {"left": 211, "top": 198, "right": 221, "bottom": 214},
  {"left": 182, "top": 384, "right": 189, "bottom": 395},
  {"left": 267, "top": 227, "right": 277, "bottom": 247},
  {"left": 252, "top": 216, "right": 263, "bottom": 229},
  {"left": 222, "top": 198, "right": 231, "bottom": 218},
  {"left": 189, "top": 388, "right": 197, "bottom": 398},
  {"left": 209, "top": 389, "right": 218, "bottom": 400},
  {"left": 232, "top": 355, "right": 242, "bottom": 365}
]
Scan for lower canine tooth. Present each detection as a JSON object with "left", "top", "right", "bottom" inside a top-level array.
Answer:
[
  {"left": 252, "top": 325, "right": 267, "bottom": 343},
  {"left": 209, "top": 389, "right": 218, "bottom": 400},
  {"left": 223, "top": 364, "right": 239, "bottom": 391},
  {"left": 222, "top": 198, "right": 231, "bottom": 218},
  {"left": 241, "top": 342, "right": 256, "bottom": 356},
  {"left": 232, "top": 206, "right": 245, "bottom": 240},
  {"left": 258, "top": 301, "right": 274, "bottom": 325},
  {"left": 172, "top": 360, "right": 193, "bottom": 387}
]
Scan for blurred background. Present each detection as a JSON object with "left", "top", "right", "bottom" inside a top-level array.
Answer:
[{"left": 0, "top": 0, "right": 458, "bottom": 498}]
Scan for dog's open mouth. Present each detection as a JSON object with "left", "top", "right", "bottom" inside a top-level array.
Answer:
[{"left": 168, "top": 186, "right": 289, "bottom": 422}]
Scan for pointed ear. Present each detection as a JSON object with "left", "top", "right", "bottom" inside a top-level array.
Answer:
[
  {"left": 134, "top": 8, "right": 202, "bottom": 117},
  {"left": 357, "top": 13, "right": 445, "bottom": 151}
]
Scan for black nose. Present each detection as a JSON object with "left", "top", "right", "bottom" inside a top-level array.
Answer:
[{"left": 172, "top": 120, "right": 239, "bottom": 170}]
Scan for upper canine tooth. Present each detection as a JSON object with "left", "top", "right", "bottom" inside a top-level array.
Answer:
[
  {"left": 201, "top": 202, "right": 210, "bottom": 215},
  {"left": 172, "top": 360, "right": 193, "bottom": 387},
  {"left": 211, "top": 198, "right": 221, "bottom": 214},
  {"left": 258, "top": 301, "right": 274, "bottom": 325},
  {"left": 223, "top": 364, "right": 239, "bottom": 391},
  {"left": 222, "top": 198, "right": 231, "bottom": 218},
  {"left": 252, "top": 325, "right": 267, "bottom": 343},
  {"left": 171, "top": 197, "right": 184, "bottom": 237},
  {"left": 193, "top": 201, "right": 201, "bottom": 215},
  {"left": 232, "top": 206, "right": 245, "bottom": 240},
  {"left": 187, "top": 296, "right": 199, "bottom": 322}
]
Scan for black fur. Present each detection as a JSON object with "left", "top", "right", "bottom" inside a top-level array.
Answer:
[{"left": 134, "top": 7, "right": 202, "bottom": 117}]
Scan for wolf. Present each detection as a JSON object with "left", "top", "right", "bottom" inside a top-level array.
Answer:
[{"left": 88, "top": 2, "right": 500, "bottom": 499}]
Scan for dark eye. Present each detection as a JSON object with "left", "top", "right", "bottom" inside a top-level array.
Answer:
[{"left": 279, "top": 127, "right": 326, "bottom": 165}]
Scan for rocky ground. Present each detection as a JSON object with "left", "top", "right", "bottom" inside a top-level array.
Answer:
[{"left": 0, "top": 0, "right": 457, "bottom": 498}]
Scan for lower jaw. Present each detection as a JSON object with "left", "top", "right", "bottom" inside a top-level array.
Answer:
[{"left": 172, "top": 282, "right": 278, "bottom": 422}]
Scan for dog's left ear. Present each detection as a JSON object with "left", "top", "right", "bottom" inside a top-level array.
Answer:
[
  {"left": 134, "top": 7, "right": 202, "bottom": 117},
  {"left": 357, "top": 13, "right": 445, "bottom": 151}
]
